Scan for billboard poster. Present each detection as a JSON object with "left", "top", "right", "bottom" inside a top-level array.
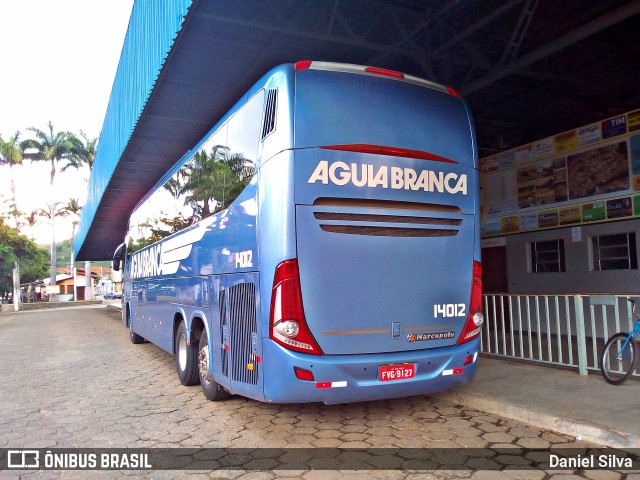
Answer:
[
  {"left": 606, "top": 197, "right": 632, "bottom": 219},
  {"left": 555, "top": 130, "right": 577, "bottom": 153},
  {"left": 485, "top": 170, "right": 518, "bottom": 215},
  {"left": 577, "top": 123, "right": 601, "bottom": 146},
  {"left": 481, "top": 108, "right": 640, "bottom": 237},
  {"left": 601, "top": 115, "right": 627, "bottom": 139},
  {"left": 567, "top": 141, "right": 629, "bottom": 200},
  {"left": 559, "top": 205, "right": 581, "bottom": 225},
  {"left": 520, "top": 213, "right": 538, "bottom": 231},
  {"left": 484, "top": 218, "right": 502, "bottom": 235},
  {"left": 630, "top": 134, "right": 640, "bottom": 175},
  {"left": 533, "top": 137, "right": 554, "bottom": 158},
  {"left": 581, "top": 201, "right": 606, "bottom": 222},
  {"left": 628, "top": 110, "right": 640, "bottom": 133},
  {"left": 516, "top": 158, "right": 567, "bottom": 208},
  {"left": 501, "top": 216, "right": 520, "bottom": 234},
  {"left": 538, "top": 210, "right": 559, "bottom": 228},
  {"left": 495, "top": 150, "right": 515, "bottom": 169},
  {"left": 515, "top": 144, "right": 533, "bottom": 164}
]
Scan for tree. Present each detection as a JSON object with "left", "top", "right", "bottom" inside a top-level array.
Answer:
[
  {"left": 0, "top": 131, "right": 24, "bottom": 228},
  {"left": 0, "top": 218, "right": 48, "bottom": 298},
  {"left": 21, "top": 122, "right": 76, "bottom": 291},
  {"left": 60, "top": 198, "right": 82, "bottom": 275},
  {"left": 64, "top": 130, "right": 98, "bottom": 173},
  {"left": 181, "top": 145, "right": 253, "bottom": 219}
]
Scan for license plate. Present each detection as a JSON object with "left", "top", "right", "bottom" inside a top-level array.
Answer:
[{"left": 379, "top": 363, "right": 415, "bottom": 382}]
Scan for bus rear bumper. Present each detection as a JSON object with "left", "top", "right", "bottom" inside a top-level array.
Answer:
[{"left": 261, "top": 338, "right": 480, "bottom": 404}]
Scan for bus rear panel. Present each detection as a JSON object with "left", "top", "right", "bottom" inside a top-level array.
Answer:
[{"left": 261, "top": 62, "right": 481, "bottom": 403}]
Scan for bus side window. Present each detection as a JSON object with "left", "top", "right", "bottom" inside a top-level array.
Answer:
[{"left": 228, "top": 90, "right": 264, "bottom": 170}]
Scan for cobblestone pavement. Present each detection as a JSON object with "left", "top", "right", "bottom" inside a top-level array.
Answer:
[{"left": 0, "top": 306, "right": 635, "bottom": 479}]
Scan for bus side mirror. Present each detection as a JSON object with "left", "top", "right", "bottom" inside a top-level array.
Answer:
[{"left": 112, "top": 243, "right": 126, "bottom": 272}]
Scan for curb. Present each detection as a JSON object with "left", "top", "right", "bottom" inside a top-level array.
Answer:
[{"left": 436, "top": 388, "right": 640, "bottom": 449}]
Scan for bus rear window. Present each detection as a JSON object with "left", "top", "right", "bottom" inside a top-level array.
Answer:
[{"left": 294, "top": 70, "right": 474, "bottom": 166}]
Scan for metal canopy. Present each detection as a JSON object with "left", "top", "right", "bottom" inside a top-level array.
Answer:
[{"left": 75, "top": 0, "right": 640, "bottom": 260}]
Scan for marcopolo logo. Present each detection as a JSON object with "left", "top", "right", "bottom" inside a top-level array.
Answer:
[{"left": 307, "top": 160, "right": 468, "bottom": 195}]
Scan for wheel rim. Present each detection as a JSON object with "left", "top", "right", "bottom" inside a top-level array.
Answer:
[
  {"left": 199, "top": 343, "right": 211, "bottom": 385},
  {"left": 178, "top": 334, "right": 188, "bottom": 371}
]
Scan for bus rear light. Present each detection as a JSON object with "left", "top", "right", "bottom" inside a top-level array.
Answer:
[
  {"left": 295, "top": 60, "right": 312, "bottom": 71},
  {"left": 464, "top": 354, "right": 474, "bottom": 366},
  {"left": 457, "top": 261, "right": 484, "bottom": 345},
  {"left": 365, "top": 66, "right": 404, "bottom": 78},
  {"left": 447, "top": 86, "right": 462, "bottom": 98},
  {"left": 269, "top": 259, "right": 323, "bottom": 355},
  {"left": 294, "top": 367, "right": 315, "bottom": 381},
  {"left": 320, "top": 144, "right": 456, "bottom": 163}
]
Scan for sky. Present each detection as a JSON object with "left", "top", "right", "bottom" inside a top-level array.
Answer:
[{"left": 0, "top": 0, "right": 135, "bottom": 245}]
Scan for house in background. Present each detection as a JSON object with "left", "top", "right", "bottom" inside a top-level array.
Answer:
[{"left": 42, "top": 269, "right": 101, "bottom": 301}]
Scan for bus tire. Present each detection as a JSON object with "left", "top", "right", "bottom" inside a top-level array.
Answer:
[
  {"left": 175, "top": 321, "right": 199, "bottom": 386},
  {"left": 198, "top": 330, "right": 231, "bottom": 401},
  {"left": 129, "top": 309, "right": 145, "bottom": 345}
]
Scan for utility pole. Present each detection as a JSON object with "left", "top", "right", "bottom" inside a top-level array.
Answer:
[{"left": 12, "top": 261, "right": 20, "bottom": 312}]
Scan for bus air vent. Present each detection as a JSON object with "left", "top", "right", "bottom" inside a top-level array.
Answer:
[
  {"left": 228, "top": 282, "right": 259, "bottom": 385},
  {"left": 312, "top": 198, "right": 462, "bottom": 238},
  {"left": 261, "top": 89, "right": 277, "bottom": 140},
  {"left": 219, "top": 290, "right": 228, "bottom": 378}
]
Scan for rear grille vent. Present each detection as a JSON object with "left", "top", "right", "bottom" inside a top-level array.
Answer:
[
  {"left": 312, "top": 197, "right": 462, "bottom": 238},
  {"left": 228, "top": 283, "right": 259, "bottom": 385},
  {"left": 219, "top": 290, "right": 228, "bottom": 378}
]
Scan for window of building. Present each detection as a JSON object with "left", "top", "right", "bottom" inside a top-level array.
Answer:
[
  {"left": 530, "top": 239, "right": 565, "bottom": 273},
  {"left": 592, "top": 232, "right": 638, "bottom": 271}
]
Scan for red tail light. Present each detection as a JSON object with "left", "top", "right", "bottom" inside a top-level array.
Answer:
[
  {"left": 320, "top": 144, "right": 456, "bottom": 163},
  {"left": 457, "top": 261, "right": 484, "bottom": 344},
  {"left": 365, "top": 66, "right": 404, "bottom": 78},
  {"left": 269, "top": 259, "right": 323, "bottom": 355},
  {"left": 295, "top": 60, "right": 312, "bottom": 71},
  {"left": 447, "top": 86, "right": 462, "bottom": 98}
]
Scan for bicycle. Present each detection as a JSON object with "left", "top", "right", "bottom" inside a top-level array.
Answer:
[{"left": 600, "top": 298, "right": 640, "bottom": 385}]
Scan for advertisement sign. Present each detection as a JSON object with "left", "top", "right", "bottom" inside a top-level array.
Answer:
[
  {"left": 481, "top": 108, "right": 640, "bottom": 237},
  {"left": 601, "top": 115, "right": 627, "bottom": 139},
  {"left": 581, "top": 202, "right": 606, "bottom": 222}
]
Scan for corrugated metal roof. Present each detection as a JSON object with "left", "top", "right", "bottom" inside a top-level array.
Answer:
[
  {"left": 76, "top": 0, "right": 192, "bottom": 260},
  {"left": 75, "top": 0, "right": 640, "bottom": 260}
]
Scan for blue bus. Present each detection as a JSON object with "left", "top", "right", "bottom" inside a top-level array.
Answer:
[{"left": 112, "top": 61, "right": 483, "bottom": 404}]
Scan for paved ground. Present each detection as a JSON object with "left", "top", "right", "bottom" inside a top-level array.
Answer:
[{"left": 0, "top": 306, "right": 635, "bottom": 479}]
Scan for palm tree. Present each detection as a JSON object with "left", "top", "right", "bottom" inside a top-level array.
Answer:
[
  {"left": 21, "top": 122, "right": 75, "bottom": 292},
  {"left": 64, "top": 130, "right": 98, "bottom": 174},
  {"left": 60, "top": 198, "right": 82, "bottom": 299},
  {"left": 60, "top": 198, "right": 82, "bottom": 271},
  {"left": 181, "top": 145, "right": 252, "bottom": 219},
  {"left": 0, "top": 132, "right": 24, "bottom": 228}
]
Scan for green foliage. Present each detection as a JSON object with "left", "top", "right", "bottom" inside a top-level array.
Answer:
[
  {"left": 0, "top": 218, "right": 49, "bottom": 295},
  {"left": 179, "top": 145, "right": 253, "bottom": 218}
]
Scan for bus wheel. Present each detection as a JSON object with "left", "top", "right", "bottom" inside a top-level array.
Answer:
[
  {"left": 175, "top": 321, "right": 199, "bottom": 386},
  {"left": 129, "top": 309, "right": 145, "bottom": 345},
  {"left": 198, "top": 330, "right": 230, "bottom": 401}
]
